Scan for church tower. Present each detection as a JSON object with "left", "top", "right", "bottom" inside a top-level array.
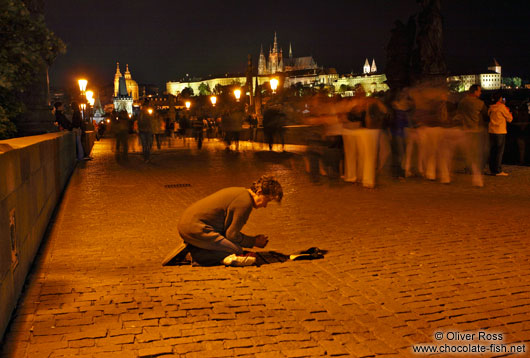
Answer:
[
  {"left": 124, "top": 64, "right": 132, "bottom": 79},
  {"left": 370, "top": 59, "right": 377, "bottom": 73},
  {"left": 488, "top": 58, "right": 501, "bottom": 74},
  {"left": 123, "top": 64, "right": 139, "bottom": 100},
  {"left": 258, "top": 45, "right": 267, "bottom": 75},
  {"left": 363, "top": 59, "right": 371, "bottom": 74},
  {"left": 269, "top": 32, "right": 279, "bottom": 74},
  {"left": 114, "top": 62, "right": 122, "bottom": 96}
]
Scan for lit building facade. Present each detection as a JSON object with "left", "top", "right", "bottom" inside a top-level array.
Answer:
[
  {"left": 447, "top": 59, "right": 502, "bottom": 91},
  {"left": 334, "top": 59, "right": 389, "bottom": 95}
]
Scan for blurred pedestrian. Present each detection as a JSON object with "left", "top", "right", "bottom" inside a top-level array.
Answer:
[
  {"left": 263, "top": 105, "right": 286, "bottom": 151},
  {"left": 454, "top": 84, "right": 489, "bottom": 187},
  {"left": 153, "top": 111, "right": 165, "bottom": 150},
  {"left": 408, "top": 82, "right": 449, "bottom": 181},
  {"left": 71, "top": 102, "right": 88, "bottom": 161},
  {"left": 222, "top": 106, "right": 244, "bottom": 151},
  {"left": 488, "top": 93, "right": 513, "bottom": 176},
  {"left": 138, "top": 102, "right": 154, "bottom": 162},
  {"left": 249, "top": 114, "right": 258, "bottom": 142},
  {"left": 390, "top": 89, "right": 412, "bottom": 178},
  {"left": 114, "top": 109, "right": 130, "bottom": 161}
]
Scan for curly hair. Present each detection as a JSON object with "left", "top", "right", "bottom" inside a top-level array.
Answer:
[{"left": 250, "top": 175, "right": 283, "bottom": 202}]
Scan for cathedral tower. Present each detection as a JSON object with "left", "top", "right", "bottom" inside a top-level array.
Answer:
[
  {"left": 363, "top": 59, "right": 371, "bottom": 74},
  {"left": 114, "top": 62, "right": 122, "bottom": 96},
  {"left": 258, "top": 45, "right": 267, "bottom": 75},
  {"left": 371, "top": 59, "right": 377, "bottom": 73}
]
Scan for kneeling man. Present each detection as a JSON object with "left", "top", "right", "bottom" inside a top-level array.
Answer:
[{"left": 162, "top": 175, "right": 283, "bottom": 266}]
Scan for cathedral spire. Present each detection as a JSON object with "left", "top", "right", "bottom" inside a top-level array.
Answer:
[
  {"left": 371, "top": 59, "right": 377, "bottom": 73},
  {"left": 289, "top": 42, "right": 293, "bottom": 59},
  {"left": 115, "top": 62, "right": 122, "bottom": 77},
  {"left": 114, "top": 62, "right": 122, "bottom": 97},
  {"left": 363, "top": 58, "right": 370, "bottom": 74},
  {"left": 124, "top": 64, "right": 132, "bottom": 79},
  {"left": 258, "top": 44, "right": 267, "bottom": 75},
  {"left": 273, "top": 32, "right": 278, "bottom": 53}
]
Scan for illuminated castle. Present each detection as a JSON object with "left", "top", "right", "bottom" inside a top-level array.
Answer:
[{"left": 258, "top": 33, "right": 318, "bottom": 75}]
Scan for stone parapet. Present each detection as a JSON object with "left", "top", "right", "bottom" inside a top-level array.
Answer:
[{"left": 0, "top": 131, "right": 95, "bottom": 340}]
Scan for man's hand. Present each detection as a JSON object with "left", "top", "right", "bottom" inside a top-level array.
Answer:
[{"left": 254, "top": 235, "right": 269, "bottom": 248}]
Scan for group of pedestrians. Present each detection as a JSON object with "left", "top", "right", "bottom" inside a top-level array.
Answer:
[
  {"left": 306, "top": 83, "right": 516, "bottom": 188},
  {"left": 53, "top": 101, "right": 92, "bottom": 161}
]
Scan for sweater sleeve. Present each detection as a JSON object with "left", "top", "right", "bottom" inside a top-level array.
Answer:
[{"left": 224, "top": 195, "right": 256, "bottom": 248}]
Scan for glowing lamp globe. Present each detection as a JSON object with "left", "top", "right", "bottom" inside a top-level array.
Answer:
[
  {"left": 234, "top": 89, "right": 241, "bottom": 101},
  {"left": 270, "top": 78, "right": 279, "bottom": 93}
]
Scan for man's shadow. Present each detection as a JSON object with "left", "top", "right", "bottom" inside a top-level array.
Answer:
[{"left": 254, "top": 248, "right": 328, "bottom": 266}]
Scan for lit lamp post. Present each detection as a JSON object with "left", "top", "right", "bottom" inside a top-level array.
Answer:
[
  {"left": 234, "top": 89, "right": 241, "bottom": 102},
  {"left": 185, "top": 101, "right": 191, "bottom": 110},
  {"left": 148, "top": 108, "right": 153, "bottom": 115},
  {"left": 210, "top": 96, "right": 217, "bottom": 106},
  {"left": 270, "top": 78, "right": 279, "bottom": 94},
  {"left": 78, "top": 79, "right": 88, "bottom": 120},
  {"left": 78, "top": 79, "right": 88, "bottom": 95}
]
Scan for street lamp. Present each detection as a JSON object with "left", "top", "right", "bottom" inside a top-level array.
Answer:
[
  {"left": 270, "top": 78, "right": 279, "bottom": 94},
  {"left": 185, "top": 101, "right": 191, "bottom": 110},
  {"left": 234, "top": 89, "right": 241, "bottom": 102},
  {"left": 78, "top": 79, "right": 88, "bottom": 94},
  {"left": 210, "top": 96, "right": 217, "bottom": 106},
  {"left": 148, "top": 108, "right": 153, "bottom": 115}
]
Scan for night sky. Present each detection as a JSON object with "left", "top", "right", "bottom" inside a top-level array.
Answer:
[{"left": 44, "top": 0, "right": 530, "bottom": 91}]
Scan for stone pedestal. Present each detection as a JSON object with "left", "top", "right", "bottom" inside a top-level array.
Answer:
[{"left": 16, "top": 66, "right": 58, "bottom": 137}]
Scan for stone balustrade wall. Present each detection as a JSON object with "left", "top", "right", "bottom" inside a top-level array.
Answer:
[{"left": 0, "top": 131, "right": 94, "bottom": 340}]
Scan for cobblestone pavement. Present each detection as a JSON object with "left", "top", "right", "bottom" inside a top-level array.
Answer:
[{"left": 2, "top": 137, "right": 530, "bottom": 358}]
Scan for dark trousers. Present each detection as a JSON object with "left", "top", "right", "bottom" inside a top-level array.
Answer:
[
  {"left": 154, "top": 133, "right": 164, "bottom": 149},
  {"left": 115, "top": 132, "right": 128, "bottom": 159},
  {"left": 390, "top": 134, "right": 405, "bottom": 177},
  {"left": 139, "top": 132, "right": 153, "bottom": 161},
  {"left": 489, "top": 133, "right": 506, "bottom": 174}
]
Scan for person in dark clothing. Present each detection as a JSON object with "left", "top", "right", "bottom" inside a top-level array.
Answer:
[
  {"left": 162, "top": 175, "right": 283, "bottom": 267},
  {"left": 248, "top": 114, "right": 258, "bottom": 141},
  {"left": 263, "top": 106, "right": 286, "bottom": 151},
  {"left": 114, "top": 110, "right": 130, "bottom": 161},
  {"left": 137, "top": 103, "right": 154, "bottom": 162},
  {"left": 70, "top": 102, "right": 88, "bottom": 160},
  {"left": 222, "top": 107, "right": 244, "bottom": 151},
  {"left": 192, "top": 116, "right": 205, "bottom": 149},
  {"left": 53, "top": 102, "right": 72, "bottom": 131}
]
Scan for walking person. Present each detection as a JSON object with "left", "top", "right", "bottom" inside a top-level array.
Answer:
[
  {"left": 162, "top": 175, "right": 283, "bottom": 267},
  {"left": 70, "top": 102, "right": 87, "bottom": 161},
  {"left": 263, "top": 105, "right": 286, "bottom": 151},
  {"left": 222, "top": 106, "right": 244, "bottom": 151},
  {"left": 488, "top": 93, "right": 513, "bottom": 176},
  {"left": 454, "top": 85, "right": 489, "bottom": 187},
  {"left": 153, "top": 111, "right": 165, "bottom": 150},
  {"left": 138, "top": 102, "right": 154, "bottom": 163},
  {"left": 114, "top": 109, "right": 130, "bottom": 161}
]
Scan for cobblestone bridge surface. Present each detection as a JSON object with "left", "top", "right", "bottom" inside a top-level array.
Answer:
[{"left": 1, "top": 137, "right": 530, "bottom": 357}]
